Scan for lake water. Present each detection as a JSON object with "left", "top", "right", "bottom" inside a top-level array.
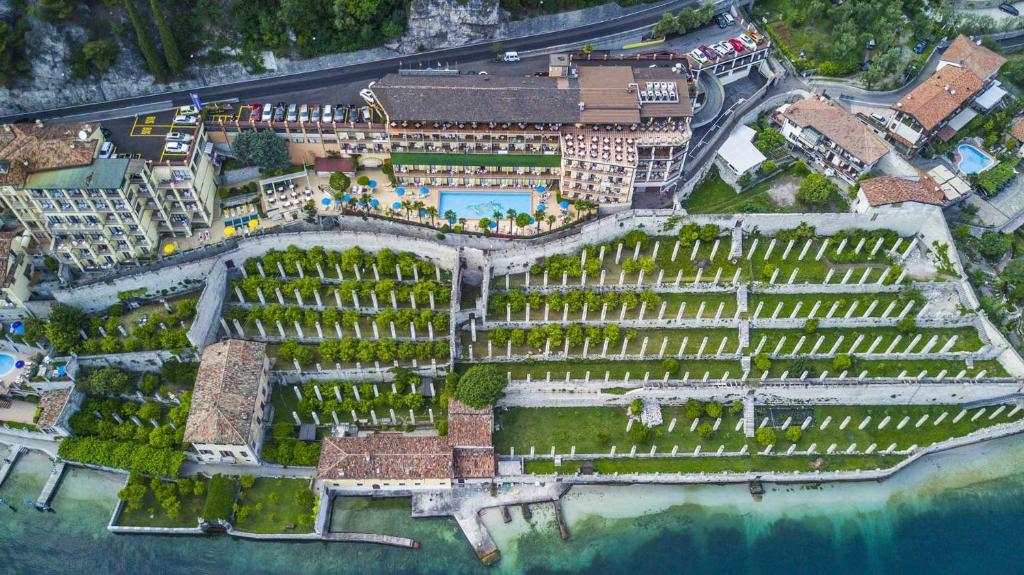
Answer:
[{"left": 3, "top": 436, "right": 1024, "bottom": 574}]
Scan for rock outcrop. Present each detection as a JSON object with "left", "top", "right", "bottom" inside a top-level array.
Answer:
[{"left": 399, "top": 0, "right": 504, "bottom": 53}]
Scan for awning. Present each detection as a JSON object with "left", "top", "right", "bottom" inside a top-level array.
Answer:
[
  {"left": 716, "top": 125, "right": 766, "bottom": 175},
  {"left": 947, "top": 107, "right": 978, "bottom": 131},
  {"left": 974, "top": 84, "right": 1008, "bottom": 111}
]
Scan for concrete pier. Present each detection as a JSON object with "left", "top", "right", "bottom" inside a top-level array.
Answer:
[
  {"left": 0, "top": 445, "right": 25, "bottom": 488},
  {"left": 36, "top": 461, "right": 67, "bottom": 510}
]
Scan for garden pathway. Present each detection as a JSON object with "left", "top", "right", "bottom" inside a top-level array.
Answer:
[{"left": 180, "top": 461, "right": 315, "bottom": 479}]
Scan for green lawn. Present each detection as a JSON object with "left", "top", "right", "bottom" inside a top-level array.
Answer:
[
  {"left": 765, "top": 403, "right": 1024, "bottom": 453},
  {"left": 762, "top": 358, "right": 1007, "bottom": 378},
  {"left": 390, "top": 152, "right": 561, "bottom": 168},
  {"left": 489, "top": 291, "right": 738, "bottom": 322},
  {"left": 525, "top": 454, "right": 905, "bottom": 474},
  {"left": 747, "top": 292, "right": 913, "bottom": 319},
  {"left": 474, "top": 359, "right": 744, "bottom": 381},
  {"left": 464, "top": 327, "right": 737, "bottom": 359},
  {"left": 750, "top": 326, "right": 984, "bottom": 355},
  {"left": 232, "top": 478, "right": 317, "bottom": 534},
  {"left": 495, "top": 405, "right": 747, "bottom": 456}
]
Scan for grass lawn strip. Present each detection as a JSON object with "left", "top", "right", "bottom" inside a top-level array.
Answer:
[{"left": 232, "top": 478, "right": 316, "bottom": 533}]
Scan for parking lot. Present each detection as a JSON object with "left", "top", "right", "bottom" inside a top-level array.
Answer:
[{"left": 102, "top": 109, "right": 200, "bottom": 162}]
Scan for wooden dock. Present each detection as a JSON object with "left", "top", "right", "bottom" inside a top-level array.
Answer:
[
  {"left": 35, "top": 461, "right": 66, "bottom": 510},
  {"left": 500, "top": 505, "right": 511, "bottom": 524},
  {"left": 0, "top": 446, "right": 25, "bottom": 489},
  {"left": 322, "top": 532, "right": 420, "bottom": 548}
]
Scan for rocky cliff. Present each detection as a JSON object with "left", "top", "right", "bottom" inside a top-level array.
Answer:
[{"left": 399, "top": 0, "right": 504, "bottom": 53}]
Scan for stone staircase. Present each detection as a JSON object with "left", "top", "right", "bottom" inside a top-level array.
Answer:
[
  {"left": 743, "top": 398, "right": 756, "bottom": 438},
  {"left": 729, "top": 221, "right": 743, "bottom": 260}
]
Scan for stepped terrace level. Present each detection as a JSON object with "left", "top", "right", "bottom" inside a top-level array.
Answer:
[{"left": 369, "top": 61, "right": 693, "bottom": 211}]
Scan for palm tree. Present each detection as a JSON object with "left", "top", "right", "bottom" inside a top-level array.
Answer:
[
  {"left": 478, "top": 217, "right": 491, "bottom": 233},
  {"left": 359, "top": 192, "right": 372, "bottom": 214},
  {"left": 401, "top": 200, "right": 412, "bottom": 220},
  {"left": 414, "top": 200, "right": 426, "bottom": 221},
  {"left": 443, "top": 210, "right": 457, "bottom": 225},
  {"left": 426, "top": 206, "right": 438, "bottom": 226},
  {"left": 458, "top": 217, "right": 467, "bottom": 231},
  {"left": 546, "top": 214, "right": 557, "bottom": 231},
  {"left": 505, "top": 208, "right": 517, "bottom": 231}
]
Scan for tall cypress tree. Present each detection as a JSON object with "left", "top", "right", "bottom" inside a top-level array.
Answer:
[
  {"left": 150, "top": 0, "right": 184, "bottom": 75},
  {"left": 125, "top": 0, "right": 167, "bottom": 79}
]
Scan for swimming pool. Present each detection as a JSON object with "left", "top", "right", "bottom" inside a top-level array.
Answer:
[
  {"left": 0, "top": 353, "right": 16, "bottom": 376},
  {"left": 958, "top": 144, "right": 995, "bottom": 174},
  {"left": 438, "top": 192, "right": 533, "bottom": 220}
]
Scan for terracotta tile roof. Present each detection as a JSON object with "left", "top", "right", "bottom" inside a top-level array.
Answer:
[
  {"left": 893, "top": 67, "right": 983, "bottom": 132},
  {"left": 1011, "top": 118, "right": 1024, "bottom": 143},
  {"left": 35, "top": 388, "right": 73, "bottom": 429},
  {"left": 313, "top": 157, "right": 355, "bottom": 174},
  {"left": 0, "top": 123, "right": 100, "bottom": 187},
  {"left": 317, "top": 434, "right": 453, "bottom": 481},
  {"left": 183, "top": 339, "right": 267, "bottom": 446},
  {"left": 447, "top": 400, "right": 493, "bottom": 447},
  {"left": 453, "top": 447, "right": 497, "bottom": 479},
  {"left": 317, "top": 401, "right": 495, "bottom": 482},
  {"left": 0, "top": 226, "right": 26, "bottom": 289},
  {"left": 941, "top": 35, "right": 1007, "bottom": 81},
  {"left": 782, "top": 96, "right": 889, "bottom": 165},
  {"left": 859, "top": 172, "right": 946, "bottom": 207}
]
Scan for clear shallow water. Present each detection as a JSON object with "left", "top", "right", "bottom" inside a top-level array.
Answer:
[
  {"left": 2, "top": 437, "right": 1024, "bottom": 574},
  {"left": 958, "top": 144, "right": 994, "bottom": 174},
  {"left": 438, "top": 192, "right": 533, "bottom": 220},
  {"left": 0, "top": 352, "right": 15, "bottom": 376}
]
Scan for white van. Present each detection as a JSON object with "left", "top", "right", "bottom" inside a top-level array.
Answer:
[
  {"left": 502, "top": 51, "right": 520, "bottom": 62},
  {"left": 261, "top": 103, "right": 272, "bottom": 121}
]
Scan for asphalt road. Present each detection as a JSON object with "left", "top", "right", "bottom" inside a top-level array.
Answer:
[{"left": 1, "top": 0, "right": 703, "bottom": 124}]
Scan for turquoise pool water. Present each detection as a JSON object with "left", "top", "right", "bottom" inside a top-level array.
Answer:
[
  {"left": 0, "top": 352, "right": 15, "bottom": 375},
  {"left": 958, "top": 144, "right": 994, "bottom": 174},
  {"left": 438, "top": 191, "right": 532, "bottom": 220}
]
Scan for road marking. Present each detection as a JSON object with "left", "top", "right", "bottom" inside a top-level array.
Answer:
[
  {"left": 144, "top": 116, "right": 156, "bottom": 124},
  {"left": 139, "top": 127, "right": 152, "bottom": 135}
]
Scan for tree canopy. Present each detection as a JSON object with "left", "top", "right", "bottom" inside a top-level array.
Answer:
[
  {"left": 796, "top": 173, "right": 838, "bottom": 206},
  {"left": 231, "top": 129, "right": 291, "bottom": 171},
  {"left": 455, "top": 365, "right": 507, "bottom": 408}
]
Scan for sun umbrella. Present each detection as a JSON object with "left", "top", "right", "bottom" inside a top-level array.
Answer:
[
  {"left": 537, "top": 203, "right": 546, "bottom": 212},
  {"left": 224, "top": 226, "right": 235, "bottom": 237},
  {"left": 342, "top": 194, "right": 351, "bottom": 203},
  {"left": 488, "top": 220, "right": 498, "bottom": 228},
  {"left": 419, "top": 186, "right": 429, "bottom": 195},
  {"left": 448, "top": 217, "right": 457, "bottom": 224},
  {"left": 529, "top": 217, "right": 536, "bottom": 225},
  {"left": 396, "top": 187, "right": 405, "bottom": 196},
  {"left": 368, "top": 180, "right": 378, "bottom": 189},
  {"left": 248, "top": 219, "right": 259, "bottom": 229},
  {"left": 418, "top": 209, "right": 427, "bottom": 217},
  {"left": 163, "top": 243, "right": 176, "bottom": 255},
  {"left": 370, "top": 199, "right": 380, "bottom": 208},
  {"left": 559, "top": 200, "right": 570, "bottom": 209},
  {"left": 392, "top": 201, "right": 402, "bottom": 210},
  {"left": 321, "top": 197, "right": 331, "bottom": 206},
  {"left": 535, "top": 185, "right": 545, "bottom": 193}
]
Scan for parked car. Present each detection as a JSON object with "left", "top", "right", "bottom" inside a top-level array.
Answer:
[
  {"left": 172, "top": 114, "right": 198, "bottom": 125},
  {"left": 311, "top": 104, "right": 321, "bottom": 123},
  {"left": 699, "top": 45, "right": 718, "bottom": 60},
  {"left": 299, "top": 104, "right": 309, "bottom": 122},
  {"left": 728, "top": 38, "right": 746, "bottom": 53},
  {"left": 870, "top": 112, "right": 887, "bottom": 124},
  {"left": 713, "top": 42, "right": 732, "bottom": 57},
  {"left": 273, "top": 103, "right": 286, "bottom": 122},
  {"left": 98, "top": 141, "right": 114, "bottom": 159},
  {"left": 359, "top": 88, "right": 375, "bottom": 104},
  {"left": 164, "top": 142, "right": 189, "bottom": 153},
  {"left": 177, "top": 105, "right": 199, "bottom": 116},
  {"left": 724, "top": 13, "right": 735, "bottom": 26},
  {"left": 322, "top": 104, "right": 333, "bottom": 123},
  {"left": 738, "top": 34, "right": 757, "bottom": 50},
  {"left": 716, "top": 14, "right": 727, "bottom": 28},
  {"left": 336, "top": 104, "right": 347, "bottom": 122},
  {"left": 861, "top": 59, "right": 873, "bottom": 72},
  {"left": 689, "top": 48, "right": 708, "bottom": 64},
  {"left": 1000, "top": 3, "right": 1019, "bottom": 16},
  {"left": 360, "top": 106, "right": 372, "bottom": 123},
  {"left": 913, "top": 40, "right": 928, "bottom": 54},
  {"left": 502, "top": 51, "right": 520, "bottom": 62},
  {"left": 747, "top": 29, "right": 765, "bottom": 44},
  {"left": 165, "top": 132, "right": 193, "bottom": 142},
  {"left": 286, "top": 104, "right": 298, "bottom": 122},
  {"left": 249, "top": 103, "right": 261, "bottom": 121}
]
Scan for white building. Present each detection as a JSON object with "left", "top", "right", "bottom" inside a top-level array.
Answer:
[
  {"left": 183, "top": 339, "right": 270, "bottom": 464},
  {"left": 716, "top": 125, "right": 766, "bottom": 176}
]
